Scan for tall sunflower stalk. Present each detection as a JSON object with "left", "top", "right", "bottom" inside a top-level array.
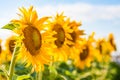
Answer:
[
  {"left": 8, "top": 37, "right": 21, "bottom": 80},
  {"left": 8, "top": 44, "right": 20, "bottom": 80}
]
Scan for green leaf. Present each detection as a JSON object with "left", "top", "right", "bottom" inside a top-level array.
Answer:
[
  {"left": 49, "top": 66, "right": 58, "bottom": 80},
  {"left": 16, "top": 75, "right": 33, "bottom": 80},
  {"left": 2, "top": 23, "right": 19, "bottom": 30}
]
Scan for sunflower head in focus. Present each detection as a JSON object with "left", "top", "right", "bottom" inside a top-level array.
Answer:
[
  {"left": 11, "top": 6, "right": 55, "bottom": 71},
  {"left": 48, "top": 13, "right": 74, "bottom": 62}
]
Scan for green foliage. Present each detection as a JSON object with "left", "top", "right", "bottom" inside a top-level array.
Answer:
[
  {"left": 2, "top": 23, "right": 19, "bottom": 30},
  {"left": 15, "top": 63, "right": 32, "bottom": 75},
  {"left": 16, "top": 75, "right": 33, "bottom": 80},
  {"left": 0, "top": 59, "right": 120, "bottom": 80},
  {"left": 106, "top": 62, "right": 120, "bottom": 80}
]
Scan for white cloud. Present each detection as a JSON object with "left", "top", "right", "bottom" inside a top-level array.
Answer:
[
  {"left": 1, "top": 3, "right": 120, "bottom": 26},
  {"left": 36, "top": 3, "right": 120, "bottom": 23}
]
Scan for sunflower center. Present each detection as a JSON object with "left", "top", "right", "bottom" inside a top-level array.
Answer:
[
  {"left": 80, "top": 46, "right": 89, "bottom": 61},
  {"left": 23, "top": 26, "right": 42, "bottom": 56},
  {"left": 53, "top": 24, "right": 65, "bottom": 48},
  {"left": 9, "top": 40, "right": 15, "bottom": 53}
]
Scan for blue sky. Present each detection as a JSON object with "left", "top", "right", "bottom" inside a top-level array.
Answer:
[{"left": 0, "top": 0, "right": 120, "bottom": 50}]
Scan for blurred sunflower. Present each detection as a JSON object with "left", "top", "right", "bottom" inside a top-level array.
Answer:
[
  {"left": 0, "top": 39, "right": 2, "bottom": 64},
  {"left": 47, "top": 13, "right": 73, "bottom": 62},
  {"left": 96, "top": 37, "right": 112, "bottom": 62},
  {"left": 73, "top": 39, "right": 94, "bottom": 69},
  {"left": 0, "top": 39, "right": 1, "bottom": 54},
  {"left": 108, "top": 33, "right": 117, "bottom": 51},
  {"left": 0, "top": 39, "right": 7, "bottom": 64},
  {"left": 11, "top": 6, "right": 55, "bottom": 71},
  {"left": 86, "top": 33, "right": 103, "bottom": 62},
  {"left": 71, "top": 32, "right": 97, "bottom": 69},
  {"left": 68, "top": 20, "right": 84, "bottom": 45},
  {"left": 4, "top": 36, "right": 16, "bottom": 62},
  {"left": 67, "top": 20, "right": 85, "bottom": 59}
]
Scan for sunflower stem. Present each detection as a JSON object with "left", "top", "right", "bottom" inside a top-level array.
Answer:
[
  {"left": 37, "top": 71, "right": 42, "bottom": 80},
  {"left": 49, "top": 56, "right": 57, "bottom": 80},
  {"left": 8, "top": 45, "right": 20, "bottom": 80}
]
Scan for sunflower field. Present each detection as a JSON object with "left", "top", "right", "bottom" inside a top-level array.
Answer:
[{"left": 0, "top": 6, "right": 119, "bottom": 80}]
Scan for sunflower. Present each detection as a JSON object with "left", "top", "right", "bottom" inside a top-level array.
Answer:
[
  {"left": 108, "top": 33, "right": 116, "bottom": 51},
  {"left": 91, "top": 33, "right": 116, "bottom": 63},
  {"left": 4, "top": 36, "right": 16, "bottom": 62},
  {"left": 67, "top": 20, "right": 85, "bottom": 59},
  {"left": 0, "top": 39, "right": 6, "bottom": 64},
  {"left": 0, "top": 39, "right": 1, "bottom": 54},
  {"left": 68, "top": 20, "right": 84, "bottom": 45},
  {"left": 0, "top": 39, "right": 2, "bottom": 63},
  {"left": 0, "top": 39, "right": 8, "bottom": 64},
  {"left": 11, "top": 6, "right": 55, "bottom": 71},
  {"left": 96, "top": 37, "right": 113, "bottom": 62},
  {"left": 47, "top": 13, "right": 73, "bottom": 62},
  {"left": 73, "top": 39, "right": 94, "bottom": 69},
  {"left": 71, "top": 32, "right": 97, "bottom": 69},
  {"left": 84, "top": 32, "right": 103, "bottom": 62}
]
